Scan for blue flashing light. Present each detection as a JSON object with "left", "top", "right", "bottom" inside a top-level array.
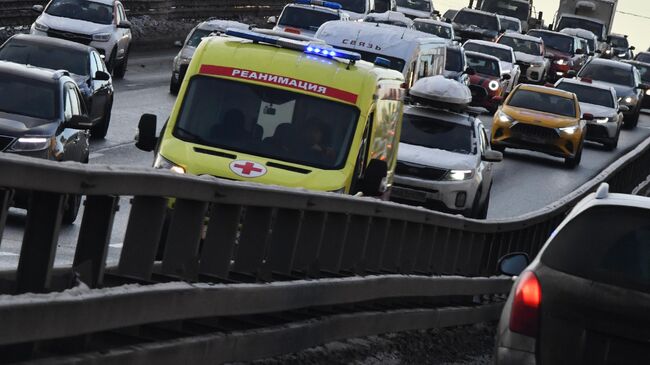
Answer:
[
  {"left": 295, "top": 0, "right": 343, "bottom": 10},
  {"left": 225, "top": 28, "right": 280, "bottom": 45},
  {"left": 304, "top": 42, "right": 361, "bottom": 61}
]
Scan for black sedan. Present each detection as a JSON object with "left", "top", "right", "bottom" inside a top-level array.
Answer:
[
  {"left": 624, "top": 59, "right": 650, "bottom": 109},
  {"left": 0, "top": 61, "right": 90, "bottom": 223},
  {"left": 495, "top": 184, "right": 650, "bottom": 364},
  {"left": 0, "top": 34, "right": 114, "bottom": 138}
]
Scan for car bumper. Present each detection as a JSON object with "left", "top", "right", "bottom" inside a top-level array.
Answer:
[
  {"left": 492, "top": 121, "right": 583, "bottom": 158},
  {"left": 522, "top": 65, "right": 546, "bottom": 83},
  {"left": 391, "top": 175, "right": 480, "bottom": 214},
  {"left": 585, "top": 121, "right": 618, "bottom": 143}
]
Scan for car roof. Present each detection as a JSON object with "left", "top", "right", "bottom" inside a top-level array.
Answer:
[
  {"left": 283, "top": 3, "right": 341, "bottom": 15},
  {"left": 413, "top": 18, "right": 451, "bottom": 27},
  {"left": 498, "top": 14, "right": 520, "bottom": 22},
  {"left": 516, "top": 84, "right": 576, "bottom": 99},
  {"left": 624, "top": 60, "right": 650, "bottom": 68},
  {"left": 556, "top": 77, "right": 615, "bottom": 94},
  {"left": 456, "top": 7, "right": 497, "bottom": 17},
  {"left": 404, "top": 104, "right": 475, "bottom": 127},
  {"left": 500, "top": 32, "right": 542, "bottom": 43},
  {"left": 586, "top": 57, "right": 633, "bottom": 70},
  {"left": 7, "top": 34, "right": 93, "bottom": 53},
  {"left": 464, "top": 50, "right": 500, "bottom": 62},
  {"left": 560, "top": 28, "right": 597, "bottom": 40},
  {"left": 0, "top": 60, "right": 64, "bottom": 84},
  {"left": 465, "top": 39, "right": 513, "bottom": 51},
  {"left": 528, "top": 29, "right": 574, "bottom": 39}
]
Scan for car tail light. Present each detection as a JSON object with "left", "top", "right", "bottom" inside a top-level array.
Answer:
[
  {"left": 509, "top": 271, "right": 541, "bottom": 337},
  {"left": 284, "top": 27, "right": 301, "bottom": 34}
]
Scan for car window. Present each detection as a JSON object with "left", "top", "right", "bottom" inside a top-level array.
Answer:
[
  {"left": 174, "top": 76, "right": 360, "bottom": 170},
  {"left": 46, "top": 0, "right": 114, "bottom": 25},
  {"left": 65, "top": 83, "right": 82, "bottom": 118},
  {"left": 466, "top": 54, "right": 500, "bottom": 76},
  {"left": 464, "top": 43, "right": 513, "bottom": 63},
  {"left": 454, "top": 10, "right": 499, "bottom": 31},
  {"left": 396, "top": 0, "right": 430, "bottom": 11},
  {"left": 445, "top": 48, "right": 463, "bottom": 72},
  {"left": 542, "top": 205, "right": 650, "bottom": 294},
  {"left": 0, "top": 42, "right": 89, "bottom": 76},
  {"left": 555, "top": 82, "right": 615, "bottom": 108},
  {"left": 508, "top": 89, "right": 576, "bottom": 117},
  {"left": 0, "top": 76, "right": 58, "bottom": 120},
  {"left": 631, "top": 63, "right": 650, "bottom": 83},
  {"left": 610, "top": 36, "right": 629, "bottom": 48},
  {"left": 278, "top": 7, "right": 340, "bottom": 31},
  {"left": 578, "top": 63, "right": 635, "bottom": 87},
  {"left": 336, "top": 0, "right": 366, "bottom": 13},
  {"left": 481, "top": 1, "right": 529, "bottom": 20},
  {"left": 186, "top": 29, "right": 212, "bottom": 48},
  {"left": 400, "top": 113, "right": 473, "bottom": 154},
  {"left": 414, "top": 22, "right": 452, "bottom": 39},
  {"left": 499, "top": 17, "right": 520, "bottom": 32},
  {"left": 636, "top": 53, "right": 650, "bottom": 63},
  {"left": 528, "top": 31, "right": 573, "bottom": 54},
  {"left": 117, "top": 3, "right": 127, "bottom": 22},
  {"left": 556, "top": 17, "right": 604, "bottom": 40},
  {"left": 498, "top": 36, "right": 543, "bottom": 56},
  {"left": 90, "top": 51, "right": 99, "bottom": 76}
]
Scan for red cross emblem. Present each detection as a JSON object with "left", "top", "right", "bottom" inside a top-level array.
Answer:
[{"left": 229, "top": 160, "right": 267, "bottom": 178}]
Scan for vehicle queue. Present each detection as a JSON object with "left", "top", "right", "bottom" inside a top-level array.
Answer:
[{"left": 0, "top": 0, "right": 648, "bottom": 222}]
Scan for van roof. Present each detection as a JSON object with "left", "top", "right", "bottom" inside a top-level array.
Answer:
[{"left": 193, "top": 35, "right": 403, "bottom": 105}]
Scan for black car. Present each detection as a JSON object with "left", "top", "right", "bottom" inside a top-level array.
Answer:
[
  {"left": 0, "top": 34, "right": 114, "bottom": 138},
  {"left": 634, "top": 51, "right": 650, "bottom": 63},
  {"left": 495, "top": 184, "right": 650, "bottom": 364},
  {"left": 0, "top": 61, "right": 90, "bottom": 223},
  {"left": 452, "top": 7, "right": 502, "bottom": 43},
  {"left": 577, "top": 58, "right": 646, "bottom": 127},
  {"left": 625, "top": 60, "right": 650, "bottom": 109},
  {"left": 604, "top": 33, "right": 635, "bottom": 60}
]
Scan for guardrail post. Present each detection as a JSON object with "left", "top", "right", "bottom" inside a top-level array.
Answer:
[
  {"left": 200, "top": 204, "right": 243, "bottom": 280},
  {"left": 399, "top": 222, "right": 422, "bottom": 274},
  {"left": 364, "top": 218, "right": 390, "bottom": 273},
  {"left": 292, "top": 211, "right": 326, "bottom": 276},
  {"left": 319, "top": 213, "right": 349, "bottom": 274},
  {"left": 430, "top": 227, "right": 451, "bottom": 274},
  {"left": 340, "top": 215, "right": 371, "bottom": 274},
  {"left": 73, "top": 195, "right": 120, "bottom": 288},
  {"left": 264, "top": 209, "right": 302, "bottom": 277},
  {"left": 381, "top": 220, "right": 406, "bottom": 273},
  {"left": 232, "top": 206, "right": 273, "bottom": 281},
  {"left": 16, "top": 191, "right": 65, "bottom": 294},
  {"left": 414, "top": 225, "right": 436, "bottom": 274},
  {"left": 118, "top": 196, "right": 168, "bottom": 281},
  {"left": 161, "top": 199, "right": 208, "bottom": 280}
]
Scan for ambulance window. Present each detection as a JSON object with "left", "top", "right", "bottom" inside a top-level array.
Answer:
[{"left": 418, "top": 55, "right": 431, "bottom": 78}]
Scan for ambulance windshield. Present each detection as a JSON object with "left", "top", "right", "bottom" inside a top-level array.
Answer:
[{"left": 174, "top": 75, "right": 360, "bottom": 170}]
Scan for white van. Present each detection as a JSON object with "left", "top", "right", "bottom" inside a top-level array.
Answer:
[{"left": 316, "top": 20, "right": 447, "bottom": 88}]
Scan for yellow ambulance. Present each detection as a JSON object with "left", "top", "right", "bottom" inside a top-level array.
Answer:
[{"left": 137, "top": 28, "right": 405, "bottom": 196}]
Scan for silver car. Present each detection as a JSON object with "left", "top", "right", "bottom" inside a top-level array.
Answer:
[
  {"left": 170, "top": 19, "right": 249, "bottom": 94},
  {"left": 391, "top": 105, "right": 502, "bottom": 219}
]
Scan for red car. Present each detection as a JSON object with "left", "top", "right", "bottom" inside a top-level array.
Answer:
[
  {"left": 465, "top": 51, "right": 511, "bottom": 113},
  {"left": 528, "top": 29, "right": 588, "bottom": 82}
]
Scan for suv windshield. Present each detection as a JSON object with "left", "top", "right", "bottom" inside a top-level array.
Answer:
[
  {"left": 464, "top": 43, "right": 512, "bottom": 62},
  {"left": 337, "top": 0, "right": 367, "bottom": 13},
  {"left": 396, "top": 0, "right": 431, "bottom": 12},
  {"left": 578, "top": 63, "right": 635, "bottom": 87},
  {"left": 498, "top": 36, "right": 543, "bottom": 56},
  {"left": 557, "top": 17, "right": 604, "bottom": 40},
  {"left": 636, "top": 53, "right": 650, "bottom": 63},
  {"left": 508, "top": 89, "right": 576, "bottom": 117},
  {"left": 556, "top": 82, "right": 614, "bottom": 108},
  {"left": 46, "top": 0, "right": 114, "bottom": 25},
  {"left": 0, "top": 42, "right": 89, "bottom": 76},
  {"left": 466, "top": 54, "right": 500, "bottom": 76},
  {"left": 401, "top": 113, "right": 473, "bottom": 154},
  {"left": 610, "top": 36, "right": 629, "bottom": 48},
  {"left": 528, "top": 31, "right": 573, "bottom": 54},
  {"left": 499, "top": 17, "right": 520, "bottom": 31},
  {"left": 175, "top": 76, "right": 359, "bottom": 170},
  {"left": 453, "top": 10, "right": 499, "bottom": 31},
  {"left": 0, "top": 76, "right": 57, "bottom": 120},
  {"left": 445, "top": 48, "right": 463, "bottom": 72},
  {"left": 542, "top": 206, "right": 650, "bottom": 294},
  {"left": 481, "top": 0, "right": 529, "bottom": 21},
  {"left": 279, "top": 7, "right": 340, "bottom": 31},
  {"left": 415, "top": 22, "right": 452, "bottom": 39},
  {"left": 186, "top": 29, "right": 212, "bottom": 48}
]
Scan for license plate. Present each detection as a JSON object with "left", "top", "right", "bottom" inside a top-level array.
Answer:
[{"left": 391, "top": 187, "right": 428, "bottom": 202}]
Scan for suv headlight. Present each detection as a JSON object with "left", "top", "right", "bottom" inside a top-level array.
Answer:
[
  {"left": 559, "top": 125, "right": 579, "bottom": 135},
  {"left": 596, "top": 117, "right": 609, "bottom": 124},
  {"left": 153, "top": 154, "right": 185, "bottom": 174},
  {"left": 92, "top": 33, "right": 112, "bottom": 42},
  {"left": 10, "top": 137, "right": 51, "bottom": 152},
  {"left": 621, "top": 96, "right": 636, "bottom": 105},
  {"left": 497, "top": 110, "right": 513, "bottom": 123},
  {"left": 33, "top": 21, "right": 49, "bottom": 32},
  {"left": 445, "top": 169, "right": 474, "bottom": 181},
  {"left": 618, "top": 53, "right": 626, "bottom": 58}
]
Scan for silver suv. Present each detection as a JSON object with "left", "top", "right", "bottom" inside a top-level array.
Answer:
[{"left": 30, "top": 0, "right": 132, "bottom": 78}]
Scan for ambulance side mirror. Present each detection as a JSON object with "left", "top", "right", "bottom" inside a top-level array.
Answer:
[
  {"left": 362, "top": 159, "right": 388, "bottom": 197},
  {"left": 135, "top": 114, "right": 158, "bottom": 152}
]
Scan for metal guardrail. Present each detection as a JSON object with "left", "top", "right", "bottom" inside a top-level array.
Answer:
[
  {"left": 0, "top": 0, "right": 286, "bottom": 27},
  {"left": 0, "top": 131, "right": 649, "bottom": 362}
]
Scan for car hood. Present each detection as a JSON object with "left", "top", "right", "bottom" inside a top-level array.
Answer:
[
  {"left": 545, "top": 48, "right": 571, "bottom": 60},
  {"left": 38, "top": 12, "right": 113, "bottom": 35},
  {"left": 0, "top": 112, "right": 58, "bottom": 137},
  {"left": 397, "top": 142, "right": 476, "bottom": 170},
  {"left": 502, "top": 105, "right": 578, "bottom": 128},
  {"left": 579, "top": 102, "right": 618, "bottom": 118},
  {"left": 515, "top": 52, "right": 544, "bottom": 64}
]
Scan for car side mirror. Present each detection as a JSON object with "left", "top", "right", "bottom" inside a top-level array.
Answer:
[
  {"left": 483, "top": 149, "right": 503, "bottom": 162},
  {"left": 582, "top": 113, "right": 594, "bottom": 121},
  {"left": 638, "top": 83, "right": 650, "bottom": 91},
  {"left": 361, "top": 159, "right": 388, "bottom": 196},
  {"left": 501, "top": 73, "right": 511, "bottom": 80},
  {"left": 32, "top": 4, "right": 44, "bottom": 13},
  {"left": 66, "top": 114, "right": 93, "bottom": 130},
  {"left": 619, "top": 105, "right": 630, "bottom": 112},
  {"left": 135, "top": 114, "right": 158, "bottom": 152},
  {"left": 498, "top": 253, "right": 529, "bottom": 276},
  {"left": 94, "top": 70, "right": 110, "bottom": 81},
  {"left": 575, "top": 48, "right": 584, "bottom": 55},
  {"left": 630, "top": 46, "right": 636, "bottom": 51},
  {"left": 463, "top": 67, "right": 476, "bottom": 76},
  {"left": 566, "top": 70, "right": 577, "bottom": 78},
  {"left": 432, "top": 10, "right": 441, "bottom": 17},
  {"left": 117, "top": 20, "right": 131, "bottom": 29},
  {"left": 267, "top": 16, "right": 277, "bottom": 25},
  {"left": 174, "top": 40, "right": 183, "bottom": 47},
  {"left": 588, "top": 51, "right": 595, "bottom": 56}
]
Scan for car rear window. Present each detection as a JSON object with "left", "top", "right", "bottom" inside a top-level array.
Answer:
[
  {"left": 453, "top": 10, "right": 499, "bottom": 31},
  {"left": 555, "top": 82, "right": 615, "bottom": 108},
  {"left": 278, "top": 7, "right": 340, "bottom": 31},
  {"left": 465, "top": 54, "right": 500, "bottom": 76},
  {"left": 0, "top": 76, "right": 58, "bottom": 120},
  {"left": 578, "top": 63, "right": 635, "bottom": 87},
  {"left": 0, "top": 42, "right": 89, "bottom": 76},
  {"left": 464, "top": 43, "right": 513, "bottom": 63},
  {"left": 400, "top": 113, "right": 473, "bottom": 154},
  {"left": 542, "top": 205, "right": 650, "bottom": 294},
  {"left": 507, "top": 89, "right": 576, "bottom": 117}
]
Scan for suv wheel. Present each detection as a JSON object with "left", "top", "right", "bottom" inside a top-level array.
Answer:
[
  {"left": 169, "top": 74, "right": 180, "bottom": 95},
  {"left": 565, "top": 143, "right": 583, "bottom": 168}
]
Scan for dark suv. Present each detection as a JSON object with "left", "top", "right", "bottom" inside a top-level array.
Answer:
[
  {"left": 0, "top": 61, "right": 91, "bottom": 223},
  {"left": 452, "top": 7, "right": 501, "bottom": 43},
  {"left": 0, "top": 34, "right": 114, "bottom": 138}
]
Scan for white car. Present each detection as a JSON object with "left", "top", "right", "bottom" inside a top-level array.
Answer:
[
  {"left": 463, "top": 39, "right": 520, "bottom": 92},
  {"left": 497, "top": 14, "right": 522, "bottom": 33},
  {"left": 170, "top": 19, "right": 249, "bottom": 94},
  {"left": 271, "top": 0, "right": 350, "bottom": 38},
  {"left": 30, "top": 0, "right": 132, "bottom": 78},
  {"left": 391, "top": 77, "right": 503, "bottom": 219},
  {"left": 497, "top": 32, "right": 550, "bottom": 83},
  {"left": 413, "top": 18, "right": 455, "bottom": 43},
  {"left": 363, "top": 11, "right": 414, "bottom": 28},
  {"left": 395, "top": 0, "right": 435, "bottom": 20}
]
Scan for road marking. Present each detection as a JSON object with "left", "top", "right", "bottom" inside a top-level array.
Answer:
[{"left": 0, "top": 252, "right": 19, "bottom": 256}]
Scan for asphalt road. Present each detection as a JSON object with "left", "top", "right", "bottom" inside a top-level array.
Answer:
[{"left": 1, "top": 48, "right": 650, "bottom": 268}]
